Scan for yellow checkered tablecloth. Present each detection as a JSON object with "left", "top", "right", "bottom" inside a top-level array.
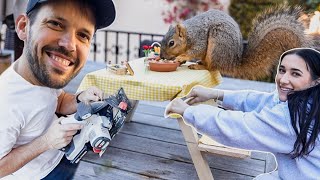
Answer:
[{"left": 78, "top": 58, "right": 221, "bottom": 101}]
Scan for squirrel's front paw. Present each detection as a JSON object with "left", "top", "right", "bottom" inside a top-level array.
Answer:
[
  {"left": 188, "top": 64, "right": 207, "bottom": 70},
  {"left": 175, "top": 59, "right": 186, "bottom": 66},
  {"left": 174, "top": 56, "right": 188, "bottom": 65}
]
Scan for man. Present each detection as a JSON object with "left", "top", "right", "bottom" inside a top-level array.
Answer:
[{"left": 0, "top": 0, "right": 116, "bottom": 179}]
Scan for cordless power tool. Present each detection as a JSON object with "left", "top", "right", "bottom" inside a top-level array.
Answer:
[{"left": 60, "top": 88, "right": 132, "bottom": 163}]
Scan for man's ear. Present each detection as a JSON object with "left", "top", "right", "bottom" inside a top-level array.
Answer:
[{"left": 15, "top": 14, "right": 28, "bottom": 41}]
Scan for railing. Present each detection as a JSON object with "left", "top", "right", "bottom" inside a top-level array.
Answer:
[
  {"left": 0, "top": 28, "right": 5, "bottom": 50},
  {"left": 89, "top": 30, "right": 164, "bottom": 64},
  {"left": 0, "top": 29, "right": 277, "bottom": 82},
  {"left": 0, "top": 28, "right": 164, "bottom": 64}
]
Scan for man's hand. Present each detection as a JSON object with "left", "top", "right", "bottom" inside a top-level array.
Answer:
[
  {"left": 57, "top": 86, "right": 105, "bottom": 115},
  {"left": 41, "top": 118, "right": 83, "bottom": 149},
  {"left": 0, "top": 116, "right": 82, "bottom": 177},
  {"left": 77, "top": 86, "right": 104, "bottom": 103}
]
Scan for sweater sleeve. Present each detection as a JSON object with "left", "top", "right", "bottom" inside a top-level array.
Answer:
[
  {"left": 183, "top": 103, "right": 296, "bottom": 153},
  {"left": 222, "top": 90, "right": 277, "bottom": 112}
]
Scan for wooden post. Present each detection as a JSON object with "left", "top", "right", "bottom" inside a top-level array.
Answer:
[{"left": 177, "top": 118, "right": 214, "bottom": 180}]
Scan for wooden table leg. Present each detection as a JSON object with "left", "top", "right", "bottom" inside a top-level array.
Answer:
[
  {"left": 177, "top": 118, "right": 214, "bottom": 180},
  {"left": 125, "top": 100, "right": 138, "bottom": 122}
]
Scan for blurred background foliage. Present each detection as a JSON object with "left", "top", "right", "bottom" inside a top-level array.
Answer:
[
  {"left": 229, "top": 0, "right": 320, "bottom": 39},
  {"left": 229, "top": 0, "right": 320, "bottom": 82}
]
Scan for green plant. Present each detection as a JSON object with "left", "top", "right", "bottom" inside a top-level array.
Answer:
[{"left": 229, "top": 0, "right": 284, "bottom": 39}]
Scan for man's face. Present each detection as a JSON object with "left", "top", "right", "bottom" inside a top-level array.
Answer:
[{"left": 26, "top": 1, "right": 95, "bottom": 88}]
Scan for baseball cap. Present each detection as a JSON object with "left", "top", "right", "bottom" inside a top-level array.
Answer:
[{"left": 26, "top": 0, "right": 116, "bottom": 30}]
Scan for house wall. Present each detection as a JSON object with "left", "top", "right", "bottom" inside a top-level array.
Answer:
[
  {"left": 89, "top": 0, "right": 171, "bottom": 63},
  {"left": 105, "top": 0, "right": 171, "bottom": 34}
]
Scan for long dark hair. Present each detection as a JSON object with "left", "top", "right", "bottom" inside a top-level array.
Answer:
[{"left": 285, "top": 48, "right": 320, "bottom": 158}]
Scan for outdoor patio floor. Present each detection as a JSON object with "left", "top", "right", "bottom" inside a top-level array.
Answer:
[{"left": 64, "top": 61, "right": 276, "bottom": 180}]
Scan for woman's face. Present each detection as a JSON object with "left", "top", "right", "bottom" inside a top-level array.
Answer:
[{"left": 275, "top": 54, "right": 313, "bottom": 101}]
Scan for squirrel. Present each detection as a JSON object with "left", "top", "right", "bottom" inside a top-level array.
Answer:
[{"left": 160, "top": 5, "right": 314, "bottom": 80}]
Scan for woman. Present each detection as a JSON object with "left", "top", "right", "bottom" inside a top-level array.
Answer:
[{"left": 167, "top": 48, "right": 320, "bottom": 179}]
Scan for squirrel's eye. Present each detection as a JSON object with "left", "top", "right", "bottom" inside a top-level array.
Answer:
[{"left": 169, "top": 40, "right": 175, "bottom": 47}]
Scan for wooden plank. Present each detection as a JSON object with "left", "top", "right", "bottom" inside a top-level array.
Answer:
[
  {"left": 129, "top": 113, "right": 266, "bottom": 161},
  {"left": 177, "top": 118, "right": 214, "bottom": 180},
  {"left": 121, "top": 123, "right": 273, "bottom": 164},
  {"left": 74, "top": 161, "right": 156, "bottom": 180},
  {"left": 198, "top": 143, "right": 250, "bottom": 159},
  {"left": 109, "top": 131, "right": 266, "bottom": 176},
  {"left": 131, "top": 112, "right": 180, "bottom": 130},
  {"left": 121, "top": 121, "right": 186, "bottom": 146},
  {"left": 83, "top": 147, "right": 254, "bottom": 180},
  {"left": 135, "top": 103, "right": 165, "bottom": 117},
  {"left": 199, "top": 135, "right": 251, "bottom": 158},
  {"left": 133, "top": 106, "right": 266, "bottom": 160},
  {"left": 139, "top": 100, "right": 170, "bottom": 108},
  {"left": 83, "top": 147, "right": 198, "bottom": 180}
]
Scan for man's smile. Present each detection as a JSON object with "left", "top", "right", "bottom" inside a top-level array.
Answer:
[{"left": 46, "top": 51, "right": 75, "bottom": 71}]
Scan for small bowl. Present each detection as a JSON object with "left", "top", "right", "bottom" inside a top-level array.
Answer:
[{"left": 149, "top": 61, "right": 179, "bottom": 72}]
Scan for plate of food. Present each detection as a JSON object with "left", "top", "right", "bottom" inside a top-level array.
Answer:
[
  {"left": 142, "top": 42, "right": 179, "bottom": 72},
  {"left": 148, "top": 58, "right": 179, "bottom": 72}
]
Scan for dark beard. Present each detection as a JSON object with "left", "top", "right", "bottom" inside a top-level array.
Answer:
[{"left": 26, "top": 36, "right": 80, "bottom": 89}]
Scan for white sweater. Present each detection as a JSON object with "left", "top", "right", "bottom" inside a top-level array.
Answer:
[{"left": 183, "top": 90, "right": 320, "bottom": 179}]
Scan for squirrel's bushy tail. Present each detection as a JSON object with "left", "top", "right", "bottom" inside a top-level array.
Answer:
[{"left": 234, "top": 5, "right": 313, "bottom": 80}]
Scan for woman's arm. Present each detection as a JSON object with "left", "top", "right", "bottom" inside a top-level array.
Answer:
[
  {"left": 185, "top": 86, "right": 275, "bottom": 112},
  {"left": 183, "top": 103, "right": 295, "bottom": 153},
  {"left": 222, "top": 90, "right": 275, "bottom": 112}
]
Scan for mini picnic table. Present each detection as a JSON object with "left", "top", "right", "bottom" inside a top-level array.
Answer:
[{"left": 78, "top": 58, "right": 250, "bottom": 180}]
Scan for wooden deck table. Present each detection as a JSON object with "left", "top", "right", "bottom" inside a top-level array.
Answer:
[{"left": 78, "top": 58, "right": 223, "bottom": 179}]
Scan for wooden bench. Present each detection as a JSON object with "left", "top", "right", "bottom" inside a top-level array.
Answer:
[
  {"left": 164, "top": 97, "right": 258, "bottom": 179},
  {"left": 177, "top": 117, "right": 252, "bottom": 180}
]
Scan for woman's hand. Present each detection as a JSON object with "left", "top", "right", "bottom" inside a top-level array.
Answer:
[
  {"left": 186, "top": 86, "right": 221, "bottom": 104},
  {"left": 167, "top": 98, "right": 190, "bottom": 116},
  {"left": 77, "top": 86, "right": 104, "bottom": 103}
]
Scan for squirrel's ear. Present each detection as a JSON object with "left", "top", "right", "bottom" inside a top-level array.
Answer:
[{"left": 175, "top": 23, "right": 186, "bottom": 38}]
